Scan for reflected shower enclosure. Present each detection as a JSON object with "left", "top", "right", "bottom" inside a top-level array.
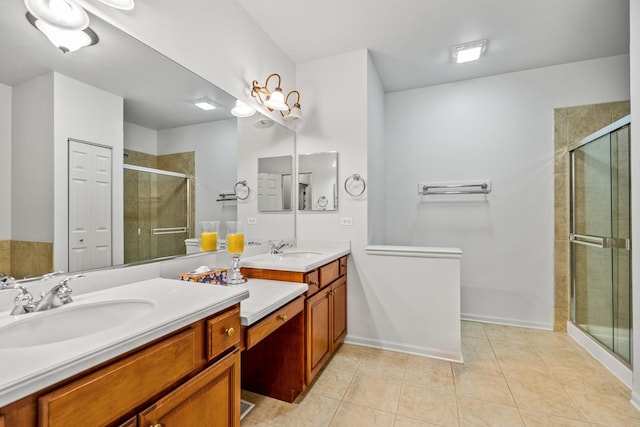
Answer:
[
  {"left": 124, "top": 164, "right": 191, "bottom": 264},
  {"left": 569, "top": 115, "right": 631, "bottom": 364}
]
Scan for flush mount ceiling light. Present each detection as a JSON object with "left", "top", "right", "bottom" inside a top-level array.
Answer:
[
  {"left": 230, "top": 100, "right": 256, "bottom": 118},
  {"left": 95, "top": 0, "right": 135, "bottom": 10},
  {"left": 191, "top": 98, "right": 219, "bottom": 111},
  {"left": 25, "top": 0, "right": 90, "bottom": 30},
  {"left": 27, "top": 12, "right": 98, "bottom": 53},
  {"left": 251, "top": 73, "right": 303, "bottom": 121},
  {"left": 452, "top": 39, "right": 487, "bottom": 64}
]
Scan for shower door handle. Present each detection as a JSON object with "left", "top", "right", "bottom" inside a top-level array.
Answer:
[{"left": 569, "top": 234, "right": 630, "bottom": 250}]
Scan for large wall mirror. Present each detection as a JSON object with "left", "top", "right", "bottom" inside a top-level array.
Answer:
[
  {"left": 0, "top": 1, "right": 294, "bottom": 278},
  {"left": 298, "top": 152, "right": 339, "bottom": 211}
]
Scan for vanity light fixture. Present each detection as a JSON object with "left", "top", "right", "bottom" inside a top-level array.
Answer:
[
  {"left": 191, "top": 97, "right": 218, "bottom": 111},
  {"left": 282, "top": 90, "right": 303, "bottom": 122},
  {"left": 251, "top": 73, "right": 303, "bottom": 121},
  {"left": 24, "top": 0, "right": 135, "bottom": 53},
  {"left": 452, "top": 39, "right": 487, "bottom": 64},
  {"left": 25, "top": 0, "right": 89, "bottom": 30},
  {"left": 230, "top": 100, "right": 256, "bottom": 118},
  {"left": 27, "top": 12, "right": 98, "bottom": 53}
]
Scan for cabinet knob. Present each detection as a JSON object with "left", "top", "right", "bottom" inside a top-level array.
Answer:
[
  {"left": 151, "top": 423, "right": 163, "bottom": 427},
  {"left": 279, "top": 315, "right": 288, "bottom": 322},
  {"left": 310, "top": 280, "right": 319, "bottom": 287},
  {"left": 225, "top": 327, "right": 235, "bottom": 337}
]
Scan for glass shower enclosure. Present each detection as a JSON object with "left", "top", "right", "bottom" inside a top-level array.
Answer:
[
  {"left": 569, "top": 115, "right": 631, "bottom": 364},
  {"left": 124, "top": 164, "right": 192, "bottom": 264}
]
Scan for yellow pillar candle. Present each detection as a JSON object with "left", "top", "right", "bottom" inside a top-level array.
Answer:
[
  {"left": 201, "top": 232, "right": 218, "bottom": 251},
  {"left": 227, "top": 233, "right": 245, "bottom": 254}
]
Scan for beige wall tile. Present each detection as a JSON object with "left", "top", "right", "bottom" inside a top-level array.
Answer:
[{"left": 0, "top": 240, "right": 10, "bottom": 275}]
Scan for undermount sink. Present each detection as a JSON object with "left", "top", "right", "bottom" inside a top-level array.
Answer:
[
  {"left": 277, "top": 251, "right": 322, "bottom": 259},
  {"left": 0, "top": 299, "right": 155, "bottom": 349}
]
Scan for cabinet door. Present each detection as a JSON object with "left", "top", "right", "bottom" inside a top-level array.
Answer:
[
  {"left": 306, "top": 289, "right": 331, "bottom": 383},
  {"left": 331, "top": 276, "right": 347, "bottom": 349},
  {"left": 138, "top": 349, "right": 240, "bottom": 427}
]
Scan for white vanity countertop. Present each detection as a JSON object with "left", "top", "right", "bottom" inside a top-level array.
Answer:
[
  {"left": 241, "top": 240, "right": 351, "bottom": 272},
  {"left": 0, "top": 278, "right": 249, "bottom": 408},
  {"left": 239, "top": 279, "right": 308, "bottom": 326}
]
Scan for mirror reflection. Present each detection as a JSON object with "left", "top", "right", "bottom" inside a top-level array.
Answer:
[
  {"left": 298, "top": 152, "right": 339, "bottom": 211},
  {"left": 0, "top": 1, "right": 294, "bottom": 277},
  {"left": 258, "top": 156, "right": 293, "bottom": 212}
]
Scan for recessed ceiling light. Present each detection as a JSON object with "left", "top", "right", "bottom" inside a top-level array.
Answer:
[
  {"left": 192, "top": 98, "right": 218, "bottom": 111},
  {"left": 452, "top": 39, "right": 487, "bottom": 64}
]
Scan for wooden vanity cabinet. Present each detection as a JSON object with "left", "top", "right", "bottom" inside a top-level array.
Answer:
[
  {"left": 0, "top": 304, "right": 242, "bottom": 427},
  {"left": 243, "top": 255, "right": 348, "bottom": 386}
]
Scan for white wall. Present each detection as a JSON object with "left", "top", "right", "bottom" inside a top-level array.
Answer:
[
  {"left": 53, "top": 73, "right": 124, "bottom": 272},
  {"left": 157, "top": 119, "right": 237, "bottom": 233},
  {"left": 383, "top": 55, "right": 630, "bottom": 329},
  {"left": 366, "top": 54, "right": 385, "bottom": 244},
  {"left": 124, "top": 121, "right": 158, "bottom": 155},
  {"left": 629, "top": 0, "right": 640, "bottom": 410},
  {"left": 296, "top": 50, "right": 462, "bottom": 359},
  {"left": 12, "top": 74, "right": 54, "bottom": 242},
  {"left": 0, "top": 83, "right": 11, "bottom": 240},
  {"left": 237, "top": 116, "right": 295, "bottom": 241}
]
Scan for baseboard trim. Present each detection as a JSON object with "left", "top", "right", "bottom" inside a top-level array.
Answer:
[
  {"left": 344, "top": 334, "right": 463, "bottom": 363},
  {"left": 566, "top": 321, "right": 632, "bottom": 388},
  {"left": 461, "top": 313, "right": 553, "bottom": 331}
]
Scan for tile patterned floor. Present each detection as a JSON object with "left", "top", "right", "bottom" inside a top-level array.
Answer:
[{"left": 241, "top": 321, "right": 640, "bottom": 426}]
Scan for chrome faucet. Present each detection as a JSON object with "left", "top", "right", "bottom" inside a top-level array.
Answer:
[
  {"left": 269, "top": 240, "right": 292, "bottom": 254},
  {"left": 33, "top": 274, "right": 84, "bottom": 312},
  {"left": 0, "top": 277, "right": 36, "bottom": 315}
]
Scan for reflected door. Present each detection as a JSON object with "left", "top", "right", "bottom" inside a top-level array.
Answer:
[{"left": 570, "top": 122, "right": 631, "bottom": 364}]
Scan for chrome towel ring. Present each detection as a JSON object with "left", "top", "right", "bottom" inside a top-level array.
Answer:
[
  {"left": 234, "top": 180, "right": 250, "bottom": 200},
  {"left": 344, "top": 173, "right": 366, "bottom": 197}
]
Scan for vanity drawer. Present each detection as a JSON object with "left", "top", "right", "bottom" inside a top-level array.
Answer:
[
  {"left": 245, "top": 296, "right": 304, "bottom": 349},
  {"left": 207, "top": 305, "right": 241, "bottom": 360},
  {"left": 305, "top": 269, "right": 320, "bottom": 297},
  {"left": 38, "top": 329, "right": 197, "bottom": 427},
  {"left": 319, "top": 260, "right": 340, "bottom": 287},
  {"left": 339, "top": 256, "right": 347, "bottom": 276}
]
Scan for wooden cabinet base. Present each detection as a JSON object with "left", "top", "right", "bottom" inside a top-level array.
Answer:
[{"left": 241, "top": 311, "right": 305, "bottom": 403}]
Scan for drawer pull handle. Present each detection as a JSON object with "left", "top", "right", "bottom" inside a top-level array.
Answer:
[
  {"left": 225, "top": 327, "right": 235, "bottom": 337},
  {"left": 279, "top": 315, "right": 288, "bottom": 322}
]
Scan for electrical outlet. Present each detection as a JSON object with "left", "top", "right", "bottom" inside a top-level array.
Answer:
[
  {"left": 247, "top": 217, "right": 257, "bottom": 225},
  {"left": 340, "top": 217, "right": 353, "bottom": 226}
]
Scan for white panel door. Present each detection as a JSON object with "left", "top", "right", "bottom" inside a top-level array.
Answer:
[
  {"left": 68, "top": 140, "right": 112, "bottom": 272},
  {"left": 257, "top": 173, "right": 283, "bottom": 211}
]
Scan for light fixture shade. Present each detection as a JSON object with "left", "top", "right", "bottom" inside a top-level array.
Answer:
[
  {"left": 283, "top": 104, "right": 303, "bottom": 122},
  {"left": 25, "top": 0, "right": 90, "bottom": 30},
  {"left": 28, "top": 12, "right": 98, "bottom": 53},
  {"left": 264, "top": 88, "right": 288, "bottom": 111},
  {"left": 230, "top": 100, "right": 256, "bottom": 118},
  {"left": 95, "top": 0, "right": 135, "bottom": 10}
]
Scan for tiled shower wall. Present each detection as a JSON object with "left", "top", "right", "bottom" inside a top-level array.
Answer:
[
  {"left": 553, "top": 100, "right": 630, "bottom": 331},
  {"left": 0, "top": 240, "right": 53, "bottom": 279}
]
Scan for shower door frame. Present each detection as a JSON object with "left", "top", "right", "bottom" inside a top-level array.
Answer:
[{"left": 568, "top": 114, "right": 631, "bottom": 364}]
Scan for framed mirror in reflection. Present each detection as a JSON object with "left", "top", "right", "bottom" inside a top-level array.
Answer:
[
  {"left": 258, "top": 156, "right": 293, "bottom": 212},
  {"left": 298, "top": 152, "right": 338, "bottom": 211},
  {"left": 0, "top": 1, "right": 294, "bottom": 278}
]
